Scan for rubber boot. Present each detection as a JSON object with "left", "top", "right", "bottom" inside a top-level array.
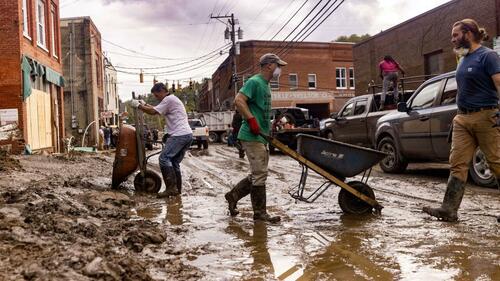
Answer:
[
  {"left": 225, "top": 177, "right": 252, "bottom": 216},
  {"left": 158, "top": 166, "right": 179, "bottom": 198},
  {"left": 174, "top": 170, "right": 182, "bottom": 194},
  {"left": 422, "top": 176, "right": 465, "bottom": 222},
  {"left": 251, "top": 186, "right": 281, "bottom": 223}
]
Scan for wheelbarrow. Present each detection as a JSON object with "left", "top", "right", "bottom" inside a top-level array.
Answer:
[
  {"left": 265, "top": 134, "right": 386, "bottom": 215},
  {"left": 111, "top": 94, "right": 163, "bottom": 193}
]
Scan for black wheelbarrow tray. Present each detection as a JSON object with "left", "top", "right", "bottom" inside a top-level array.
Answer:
[{"left": 265, "top": 133, "right": 386, "bottom": 215}]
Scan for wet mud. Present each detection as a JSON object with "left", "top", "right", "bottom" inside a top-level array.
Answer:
[{"left": 0, "top": 146, "right": 499, "bottom": 280}]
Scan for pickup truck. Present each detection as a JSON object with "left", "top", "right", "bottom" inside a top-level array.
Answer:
[
  {"left": 188, "top": 118, "right": 209, "bottom": 149},
  {"left": 322, "top": 91, "right": 414, "bottom": 147},
  {"left": 375, "top": 71, "right": 496, "bottom": 187}
]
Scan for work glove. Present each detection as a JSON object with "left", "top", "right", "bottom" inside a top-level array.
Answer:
[
  {"left": 130, "top": 99, "right": 145, "bottom": 108},
  {"left": 247, "top": 117, "right": 261, "bottom": 135}
]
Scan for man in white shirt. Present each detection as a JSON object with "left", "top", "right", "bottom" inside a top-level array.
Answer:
[{"left": 131, "top": 83, "right": 192, "bottom": 197}]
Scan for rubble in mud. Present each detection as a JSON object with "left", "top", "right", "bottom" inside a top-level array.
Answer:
[{"left": 0, "top": 153, "right": 202, "bottom": 281}]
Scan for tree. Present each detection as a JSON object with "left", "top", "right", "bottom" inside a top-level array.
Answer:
[{"left": 334, "top": 34, "right": 371, "bottom": 43}]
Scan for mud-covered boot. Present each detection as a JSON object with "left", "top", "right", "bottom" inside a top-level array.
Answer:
[
  {"left": 225, "top": 176, "right": 252, "bottom": 216},
  {"left": 174, "top": 170, "right": 182, "bottom": 194},
  {"left": 423, "top": 176, "right": 465, "bottom": 222},
  {"left": 251, "top": 186, "right": 280, "bottom": 223},
  {"left": 158, "top": 166, "right": 179, "bottom": 198}
]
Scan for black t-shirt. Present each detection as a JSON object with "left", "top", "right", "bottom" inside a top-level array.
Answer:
[{"left": 456, "top": 46, "right": 500, "bottom": 109}]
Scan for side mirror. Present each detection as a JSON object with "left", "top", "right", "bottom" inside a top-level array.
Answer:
[
  {"left": 397, "top": 102, "right": 409, "bottom": 113},
  {"left": 330, "top": 113, "right": 338, "bottom": 119}
]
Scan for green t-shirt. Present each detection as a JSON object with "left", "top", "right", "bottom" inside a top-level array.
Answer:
[{"left": 238, "top": 74, "right": 271, "bottom": 144}]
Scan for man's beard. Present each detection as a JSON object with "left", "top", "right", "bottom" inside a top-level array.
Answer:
[{"left": 454, "top": 36, "right": 471, "bottom": 57}]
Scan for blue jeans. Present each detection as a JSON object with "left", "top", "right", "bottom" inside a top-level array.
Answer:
[{"left": 159, "top": 134, "right": 192, "bottom": 172}]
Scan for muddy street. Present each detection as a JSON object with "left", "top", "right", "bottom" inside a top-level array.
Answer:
[
  {"left": 0, "top": 146, "right": 499, "bottom": 280},
  {"left": 147, "top": 144, "right": 500, "bottom": 280}
]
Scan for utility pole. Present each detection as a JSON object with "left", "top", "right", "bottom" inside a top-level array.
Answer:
[{"left": 210, "top": 13, "right": 243, "bottom": 109}]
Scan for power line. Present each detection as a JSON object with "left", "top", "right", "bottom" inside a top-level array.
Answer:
[
  {"left": 277, "top": 0, "right": 336, "bottom": 55},
  {"left": 113, "top": 44, "right": 230, "bottom": 70}
]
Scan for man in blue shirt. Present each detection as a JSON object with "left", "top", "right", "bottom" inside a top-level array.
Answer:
[{"left": 423, "top": 19, "right": 500, "bottom": 222}]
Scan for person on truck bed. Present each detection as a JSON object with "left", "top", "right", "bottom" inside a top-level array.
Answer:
[
  {"left": 131, "top": 83, "right": 193, "bottom": 198},
  {"left": 379, "top": 55, "right": 405, "bottom": 110},
  {"left": 423, "top": 19, "right": 500, "bottom": 222},
  {"left": 225, "top": 53, "right": 287, "bottom": 223}
]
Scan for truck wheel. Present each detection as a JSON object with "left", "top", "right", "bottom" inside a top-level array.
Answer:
[
  {"left": 469, "top": 148, "right": 497, "bottom": 188},
  {"left": 377, "top": 137, "right": 408, "bottom": 173},
  {"left": 338, "top": 181, "right": 375, "bottom": 215},
  {"left": 134, "top": 170, "right": 162, "bottom": 193},
  {"left": 203, "top": 140, "right": 209, "bottom": 150},
  {"left": 220, "top": 132, "right": 229, "bottom": 144},
  {"left": 208, "top": 132, "right": 218, "bottom": 143}
]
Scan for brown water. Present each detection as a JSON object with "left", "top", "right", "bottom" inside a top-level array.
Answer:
[{"left": 139, "top": 145, "right": 500, "bottom": 280}]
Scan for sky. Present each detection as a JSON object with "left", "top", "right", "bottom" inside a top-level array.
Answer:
[{"left": 59, "top": 0, "right": 451, "bottom": 101}]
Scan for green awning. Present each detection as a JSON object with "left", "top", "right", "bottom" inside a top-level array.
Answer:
[
  {"left": 45, "top": 66, "right": 65, "bottom": 87},
  {"left": 21, "top": 56, "right": 32, "bottom": 100}
]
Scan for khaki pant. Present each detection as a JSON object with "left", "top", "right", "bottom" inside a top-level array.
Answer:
[
  {"left": 450, "top": 109, "right": 500, "bottom": 182},
  {"left": 242, "top": 141, "right": 269, "bottom": 186}
]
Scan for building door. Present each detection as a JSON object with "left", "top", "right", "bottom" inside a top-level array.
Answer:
[{"left": 25, "top": 89, "right": 53, "bottom": 150}]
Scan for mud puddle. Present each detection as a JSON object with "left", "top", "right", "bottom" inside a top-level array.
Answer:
[{"left": 140, "top": 145, "right": 500, "bottom": 280}]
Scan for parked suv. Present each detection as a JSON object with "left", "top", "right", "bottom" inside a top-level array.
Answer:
[
  {"left": 188, "top": 118, "right": 209, "bottom": 149},
  {"left": 375, "top": 71, "right": 495, "bottom": 187}
]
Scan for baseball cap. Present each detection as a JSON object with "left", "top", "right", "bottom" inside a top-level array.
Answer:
[
  {"left": 259, "top": 53, "right": 287, "bottom": 66},
  {"left": 151, "top": 82, "right": 167, "bottom": 93}
]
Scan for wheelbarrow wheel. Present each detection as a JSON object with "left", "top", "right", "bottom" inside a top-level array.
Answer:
[
  {"left": 338, "top": 181, "right": 375, "bottom": 215},
  {"left": 134, "top": 170, "right": 162, "bottom": 193}
]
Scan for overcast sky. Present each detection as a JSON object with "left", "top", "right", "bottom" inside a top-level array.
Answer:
[{"left": 60, "top": 0, "right": 450, "bottom": 101}]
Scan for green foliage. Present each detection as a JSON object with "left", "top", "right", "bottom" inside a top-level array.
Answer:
[{"left": 335, "top": 34, "right": 371, "bottom": 43}]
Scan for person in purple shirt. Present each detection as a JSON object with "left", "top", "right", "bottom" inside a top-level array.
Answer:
[
  {"left": 131, "top": 83, "right": 193, "bottom": 197},
  {"left": 378, "top": 55, "right": 405, "bottom": 110}
]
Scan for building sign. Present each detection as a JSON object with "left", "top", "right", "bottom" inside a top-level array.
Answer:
[
  {"left": 272, "top": 91, "right": 355, "bottom": 101},
  {"left": 0, "top": 109, "right": 18, "bottom": 126}
]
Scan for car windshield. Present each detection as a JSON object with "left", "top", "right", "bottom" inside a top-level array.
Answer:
[{"left": 189, "top": 120, "right": 203, "bottom": 127}]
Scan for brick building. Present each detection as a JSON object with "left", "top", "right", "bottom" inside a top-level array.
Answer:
[
  {"left": 353, "top": 0, "right": 500, "bottom": 95},
  {"left": 0, "top": 0, "right": 65, "bottom": 153},
  {"left": 197, "top": 78, "right": 213, "bottom": 112},
  {"left": 103, "top": 56, "right": 120, "bottom": 126},
  {"left": 60, "top": 17, "right": 105, "bottom": 147},
  {"left": 200, "top": 40, "right": 355, "bottom": 119}
]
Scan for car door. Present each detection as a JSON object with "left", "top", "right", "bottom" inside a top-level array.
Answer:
[
  {"left": 333, "top": 99, "right": 368, "bottom": 145},
  {"left": 399, "top": 80, "right": 443, "bottom": 159},
  {"left": 430, "top": 76, "right": 457, "bottom": 160}
]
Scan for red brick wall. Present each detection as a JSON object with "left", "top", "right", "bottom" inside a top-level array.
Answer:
[
  {"left": 0, "top": 0, "right": 63, "bottom": 153},
  {"left": 210, "top": 41, "right": 355, "bottom": 112},
  {"left": 0, "top": 0, "right": 23, "bottom": 152},
  {"left": 353, "top": 0, "right": 499, "bottom": 95}
]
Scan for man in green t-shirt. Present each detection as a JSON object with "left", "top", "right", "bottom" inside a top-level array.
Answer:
[{"left": 225, "top": 53, "right": 287, "bottom": 223}]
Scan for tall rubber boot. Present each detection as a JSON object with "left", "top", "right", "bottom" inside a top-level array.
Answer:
[
  {"left": 158, "top": 166, "right": 179, "bottom": 198},
  {"left": 174, "top": 170, "right": 182, "bottom": 194},
  {"left": 422, "top": 176, "right": 465, "bottom": 222},
  {"left": 251, "top": 186, "right": 280, "bottom": 223},
  {"left": 225, "top": 176, "right": 252, "bottom": 216}
]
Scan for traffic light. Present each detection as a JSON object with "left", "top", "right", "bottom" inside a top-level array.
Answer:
[
  {"left": 189, "top": 79, "right": 193, "bottom": 90},
  {"left": 139, "top": 70, "right": 144, "bottom": 83}
]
